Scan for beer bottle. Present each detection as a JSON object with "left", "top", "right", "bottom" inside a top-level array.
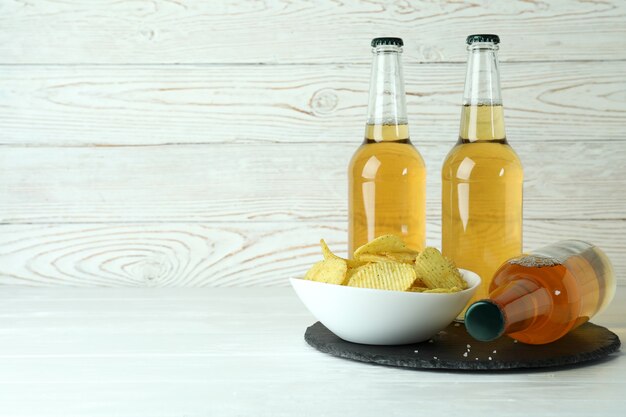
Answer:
[
  {"left": 465, "top": 240, "right": 616, "bottom": 344},
  {"left": 442, "top": 34, "right": 523, "bottom": 310},
  {"left": 349, "top": 37, "right": 426, "bottom": 254}
]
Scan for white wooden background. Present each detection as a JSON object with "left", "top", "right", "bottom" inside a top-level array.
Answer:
[{"left": 0, "top": 0, "right": 625, "bottom": 287}]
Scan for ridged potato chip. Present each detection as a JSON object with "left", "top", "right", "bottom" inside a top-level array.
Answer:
[
  {"left": 353, "top": 235, "right": 409, "bottom": 260},
  {"left": 305, "top": 235, "right": 464, "bottom": 294},
  {"left": 319, "top": 239, "right": 336, "bottom": 260},
  {"left": 304, "top": 258, "right": 347, "bottom": 285},
  {"left": 357, "top": 253, "right": 390, "bottom": 263},
  {"left": 345, "top": 263, "right": 370, "bottom": 282},
  {"left": 347, "top": 262, "right": 416, "bottom": 291},
  {"left": 358, "top": 251, "right": 418, "bottom": 265},
  {"left": 383, "top": 251, "right": 418, "bottom": 264},
  {"left": 320, "top": 239, "right": 363, "bottom": 269},
  {"left": 414, "top": 247, "right": 467, "bottom": 290},
  {"left": 423, "top": 287, "right": 462, "bottom": 294}
]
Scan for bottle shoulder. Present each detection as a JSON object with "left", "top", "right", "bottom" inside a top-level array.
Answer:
[
  {"left": 350, "top": 141, "right": 425, "bottom": 166},
  {"left": 442, "top": 141, "right": 523, "bottom": 181},
  {"left": 349, "top": 141, "right": 426, "bottom": 179}
]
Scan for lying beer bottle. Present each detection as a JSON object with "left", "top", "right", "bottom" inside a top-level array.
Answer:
[
  {"left": 464, "top": 240, "right": 616, "bottom": 344},
  {"left": 349, "top": 37, "right": 426, "bottom": 254}
]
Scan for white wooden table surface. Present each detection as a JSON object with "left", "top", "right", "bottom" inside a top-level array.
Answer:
[{"left": 0, "top": 287, "right": 623, "bottom": 416}]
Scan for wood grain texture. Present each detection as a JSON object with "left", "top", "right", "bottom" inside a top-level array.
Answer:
[
  {"left": 0, "top": 288, "right": 623, "bottom": 416},
  {"left": 0, "top": 1, "right": 625, "bottom": 289},
  {"left": 0, "top": 62, "right": 624, "bottom": 146},
  {"left": 0, "top": 221, "right": 624, "bottom": 287},
  {"left": 0, "top": 142, "right": 624, "bottom": 223},
  {"left": 1, "top": 0, "right": 625, "bottom": 64}
]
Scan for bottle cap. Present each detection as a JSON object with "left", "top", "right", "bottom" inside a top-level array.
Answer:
[
  {"left": 371, "top": 37, "right": 404, "bottom": 47},
  {"left": 464, "top": 300, "right": 505, "bottom": 342},
  {"left": 466, "top": 34, "right": 500, "bottom": 45}
]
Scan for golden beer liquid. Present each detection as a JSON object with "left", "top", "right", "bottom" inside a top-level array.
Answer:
[
  {"left": 349, "top": 124, "right": 426, "bottom": 254},
  {"left": 488, "top": 242, "right": 616, "bottom": 344},
  {"left": 442, "top": 104, "right": 523, "bottom": 310}
]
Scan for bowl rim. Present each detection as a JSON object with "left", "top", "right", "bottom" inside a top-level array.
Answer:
[{"left": 290, "top": 268, "right": 481, "bottom": 297}]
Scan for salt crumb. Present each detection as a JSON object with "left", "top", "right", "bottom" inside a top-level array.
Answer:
[
  {"left": 488, "top": 357, "right": 492, "bottom": 360},
  {"left": 414, "top": 350, "right": 419, "bottom": 353},
  {"left": 475, "top": 357, "right": 478, "bottom": 361},
  {"left": 433, "top": 356, "right": 438, "bottom": 360},
  {"left": 513, "top": 340, "right": 518, "bottom": 343},
  {"left": 554, "top": 290, "right": 561, "bottom": 296},
  {"left": 428, "top": 339, "right": 434, "bottom": 343},
  {"left": 466, "top": 344, "right": 471, "bottom": 348},
  {"left": 454, "top": 323, "right": 460, "bottom": 327},
  {"left": 463, "top": 352, "right": 468, "bottom": 357},
  {"left": 493, "top": 350, "right": 497, "bottom": 353}
]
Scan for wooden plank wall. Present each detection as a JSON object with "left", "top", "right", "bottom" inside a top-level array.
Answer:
[{"left": 0, "top": 0, "right": 624, "bottom": 286}]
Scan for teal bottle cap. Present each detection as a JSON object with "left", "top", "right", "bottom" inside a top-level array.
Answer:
[{"left": 464, "top": 301, "right": 505, "bottom": 342}]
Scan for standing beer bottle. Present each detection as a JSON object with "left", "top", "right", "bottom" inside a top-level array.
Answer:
[
  {"left": 442, "top": 34, "right": 523, "bottom": 310},
  {"left": 465, "top": 240, "right": 616, "bottom": 344},
  {"left": 349, "top": 37, "right": 426, "bottom": 254}
]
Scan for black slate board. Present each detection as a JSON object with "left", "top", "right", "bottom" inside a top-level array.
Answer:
[{"left": 305, "top": 321, "right": 621, "bottom": 371}]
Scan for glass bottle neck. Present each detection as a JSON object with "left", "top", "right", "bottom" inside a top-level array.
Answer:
[
  {"left": 459, "top": 43, "right": 506, "bottom": 142},
  {"left": 465, "top": 277, "right": 552, "bottom": 341},
  {"left": 490, "top": 278, "right": 552, "bottom": 335},
  {"left": 365, "top": 45, "right": 409, "bottom": 142}
]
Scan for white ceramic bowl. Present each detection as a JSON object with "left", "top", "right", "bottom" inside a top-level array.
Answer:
[{"left": 290, "top": 269, "right": 480, "bottom": 345}]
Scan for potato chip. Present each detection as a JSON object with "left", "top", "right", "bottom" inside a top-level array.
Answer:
[
  {"left": 308, "top": 236, "right": 464, "bottom": 294},
  {"left": 407, "top": 286, "right": 428, "bottom": 292},
  {"left": 319, "top": 239, "right": 336, "bottom": 260},
  {"left": 358, "top": 251, "right": 418, "bottom": 265},
  {"left": 410, "top": 277, "right": 426, "bottom": 288},
  {"left": 345, "top": 263, "right": 370, "bottom": 283},
  {"left": 353, "top": 235, "right": 408, "bottom": 260},
  {"left": 347, "top": 262, "right": 416, "bottom": 291},
  {"left": 357, "top": 253, "right": 390, "bottom": 263},
  {"left": 414, "top": 247, "right": 467, "bottom": 290},
  {"left": 423, "top": 287, "right": 462, "bottom": 294},
  {"left": 303, "top": 258, "right": 347, "bottom": 285},
  {"left": 346, "top": 259, "right": 366, "bottom": 269},
  {"left": 383, "top": 251, "right": 418, "bottom": 264},
  {"left": 320, "top": 239, "right": 363, "bottom": 269}
]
